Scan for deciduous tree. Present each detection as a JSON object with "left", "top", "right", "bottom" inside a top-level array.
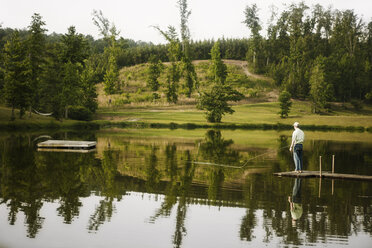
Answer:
[{"left": 147, "top": 54, "right": 163, "bottom": 91}]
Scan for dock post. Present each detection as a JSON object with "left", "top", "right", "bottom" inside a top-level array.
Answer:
[
  {"left": 319, "top": 156, "right": 322, "bottom": 177},
  {"left": 332, "top": 155, "right": 335, "bottom": 174},
  {"left": 318, "top": 177, "right": 322, "bottom": 198}
]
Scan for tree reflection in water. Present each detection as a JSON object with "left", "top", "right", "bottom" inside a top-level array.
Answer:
[
  {"left": 87, "top": 147, "right": 120, "bottom": 232},
  {"left": 0, "top": 132, "right": 372, "bottom": 246},
  {"left": 148, "top": 145, "right": 196, "bottom": 248},
  {"left": 0, "top": 134, "right": 44, "bottom": 238}
]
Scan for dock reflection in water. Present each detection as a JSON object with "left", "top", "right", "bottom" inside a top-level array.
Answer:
[{"left": 0, "top": 130, "right": 371, "bottom": 248}]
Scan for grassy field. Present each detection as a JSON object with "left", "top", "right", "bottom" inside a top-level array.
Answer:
[
  {"left": 96, "top": 100, "right": 372, "bottom": 128},
  {"left": 2, "top": 98, "right": 372, "bottom": 131}
]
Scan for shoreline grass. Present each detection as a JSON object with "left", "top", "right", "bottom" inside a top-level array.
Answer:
[
  {"left": 1, "top": 118, "right": 370, "bottom": 132},
  {"left": 1, "top": 101, "right": 372, "bottom": 132}
]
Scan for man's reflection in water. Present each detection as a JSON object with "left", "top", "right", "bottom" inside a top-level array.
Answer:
[{"left": 288, "top": 178, "right": 303, "bottom": 226}]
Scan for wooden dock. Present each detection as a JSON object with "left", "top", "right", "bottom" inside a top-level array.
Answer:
[
  {"left": 274, "top": 171, "right": 372, "bottom": 181},
  {"left": 37, "top": 148, "right": 96, "bottom": 153},
  {"left": 37, "top": 140, "right": 97, "bottom": 150}
]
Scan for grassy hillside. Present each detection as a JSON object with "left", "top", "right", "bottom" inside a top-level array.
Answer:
[
  {"left": 95, "top": 59, "right": 372, "bottom": 129},
  {"left": 98, "top": 59, "right": 276, "bottom": 108}
]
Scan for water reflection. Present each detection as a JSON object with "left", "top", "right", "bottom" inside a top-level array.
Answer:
[
  {"left": 288, "top": 178, "right": 303, "bottom": 225},
  {"left": 0, "top": 130, "right": 371, "bottom": 247}
]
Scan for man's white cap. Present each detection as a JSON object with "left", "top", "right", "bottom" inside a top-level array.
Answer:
[{"left": 293, "top": 122, "right": 300, "bottom": 127}]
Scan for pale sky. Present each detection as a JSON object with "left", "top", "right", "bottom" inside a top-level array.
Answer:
[{"left": 1, "top": 0, "right": 371, "bottom": 44}]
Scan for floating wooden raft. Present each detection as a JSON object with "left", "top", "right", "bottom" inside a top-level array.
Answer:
[
  {"left": 37, "top": 140, "right": 97, "bottom": 151},
  {"left": 274, "top": 171, "right": 372, "bottom": 181}
]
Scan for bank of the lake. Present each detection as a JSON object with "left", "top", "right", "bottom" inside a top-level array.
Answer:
[{"left": 1, "top": 101, "right": 372, "bottom": 132}]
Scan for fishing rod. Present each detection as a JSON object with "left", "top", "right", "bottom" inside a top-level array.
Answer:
[{"left": 191, "top": 144, "right": 291, "bottom": 169}]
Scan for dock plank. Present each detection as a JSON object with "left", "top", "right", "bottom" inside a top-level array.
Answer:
[
  {"left": 274, "top": 171, "right": 372, "bottom": 181},
  {"left": 37, "top": 140, "right": 97, "bottom": 149}
]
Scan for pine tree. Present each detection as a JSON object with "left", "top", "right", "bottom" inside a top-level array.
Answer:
[
  {"left": 80, "top": 62, "right": 98, "bottom": 113},
  {"left": 3, "top": 31, "right": 32, "bottom": 119},
  {"left": 309, "top": 56, "right": 334, "bottom": 113},
  {"left": 103, "top": 53, "right": 118, "bottom": 95},
  {"left": 278, "top": 90, "right": 292, "bottom": 118},
  {"left": 27, "top": 13, "right": 47, "bottom": 116}
]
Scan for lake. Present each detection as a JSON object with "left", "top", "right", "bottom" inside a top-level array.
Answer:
[{"left": 0, "top": 129, "right": 372, "bottom": 248}]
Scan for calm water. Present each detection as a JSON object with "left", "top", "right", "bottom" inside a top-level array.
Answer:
[{"left": 0, "top": 129, "right": 372, "bottom": 248}]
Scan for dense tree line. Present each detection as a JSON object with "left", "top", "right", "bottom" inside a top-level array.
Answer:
[
  {"left": 0, "top": 14, "right": 98, "bottom": 120},
  {"left": 244, "top": 3, "right": 372, "bottom": 110},
  {"left": 1, "top": 2, "right": 371, "bottom": 120}
]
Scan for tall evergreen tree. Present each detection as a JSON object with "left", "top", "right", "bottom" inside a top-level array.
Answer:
[
  {"left": 39, "top": 44, "right": 64, "bottom": 118},
  {"left": 103, "top": 52, "right": 118, "bottom": 95},
  {"left": 27, "top": 13, "right": 47, "bottom": 116},
  {"left": 309, "top": 56, "right": 334, "bottom": 113},
  {"left": 59, "top": 27, "right": 89, "bottom": 118},
  {"left": 278, "top": 90, "right": 292, "bottom": 118},
  {"left": 3, "top": 31, "right": 32, "bottom": 119},
  {"left": 80, "top": 60, "right": 98, "bottom": 113}
]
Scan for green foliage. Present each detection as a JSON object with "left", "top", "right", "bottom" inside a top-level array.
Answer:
[
  {"left": 103, "top": 53, "right": 119, "bottom": 95},
  {"left": 147, "top": 54, "right": 163, "bottom": 91},
  {"left": 365, "top": 91, "right": 372, "bottom": 103},
  {"left": 197, "top": 84, "right": 244, "bottom": 123},
  {"left": 309, "top": 56, "right": 334, "bottom": 113},
  {"left": 243, "top": 4, "right": 264, "bottom": 72},
  {"left": 3, "top": 31, "right": 32, "bottom": 119},
  {"left": 60, "top": 26, "right": 89, "bottom": 64},
  {"left": 68, "top": 105, "right": 93, "bottom": 121},
  {"left": 198, "top": 43, "right": 244, "bottom": 122},
  {"left": 278, "top": 90, "right": 292, "bottom": 118},
  {"left": 166, "top": 63, "right": 180, "bottom": 104},
  {"left": 92, "top": 10, "right": 120, "bottom": 95},
  {"left": 80, "top": 62, "right": 98, "bottom": 113},
  {"left": 154, "top": 26, "right": 182, "bottom": 103},
  {"left": 209, "top": 42, "right": 227, "bottom": 84},
  {"left": 178, "top": 0, "right": 198, "bottom": 97},
  {"left": 27, "top": 13, "right": 47, "bottom": 111}
]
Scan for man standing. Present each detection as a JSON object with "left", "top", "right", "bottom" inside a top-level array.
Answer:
[{"left": 289, "top": 122, "right": 305, "bottom": 173}]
